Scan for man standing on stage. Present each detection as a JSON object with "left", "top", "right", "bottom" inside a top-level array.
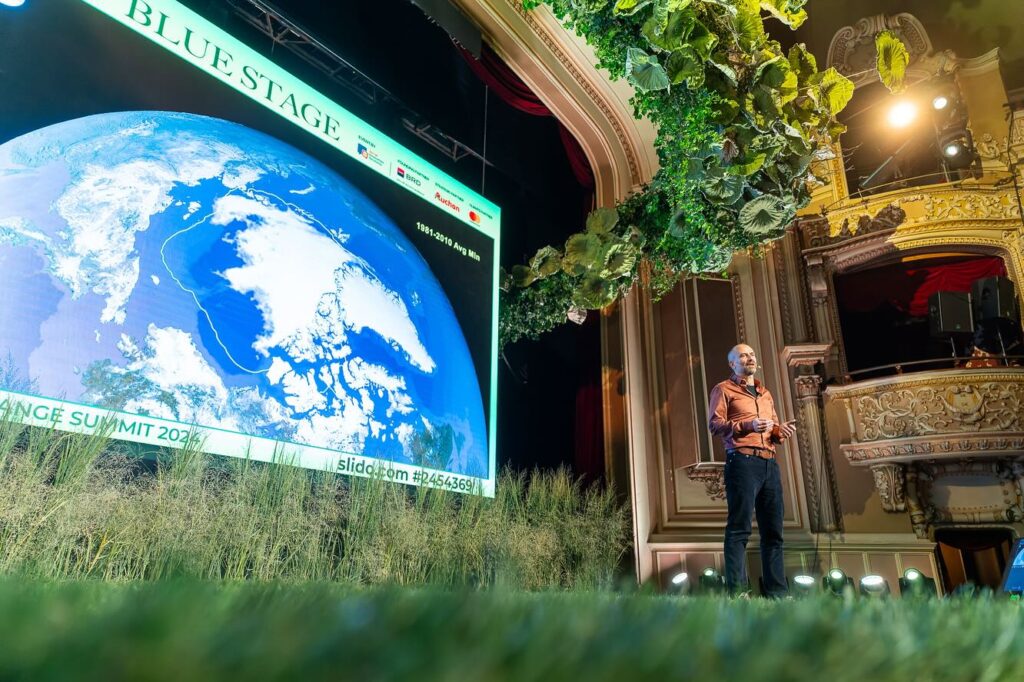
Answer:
[{"left": 708, "top": 344, "right": 796, "bottom": 597}]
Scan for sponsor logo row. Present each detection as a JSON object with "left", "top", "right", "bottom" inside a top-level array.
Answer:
[{"left": 351, "top": 139, "right": 495, "bottom": 230}]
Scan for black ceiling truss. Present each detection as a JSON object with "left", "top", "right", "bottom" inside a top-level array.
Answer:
[{"left": 224, "top": 0, "right": 492, "bottom": 166}]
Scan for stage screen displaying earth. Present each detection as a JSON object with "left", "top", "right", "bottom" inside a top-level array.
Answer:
[{"left": 0, "top": 0, "right": 499, "bottom": 495}]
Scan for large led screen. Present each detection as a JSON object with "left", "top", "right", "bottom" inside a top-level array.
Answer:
[{"left": 0, "top": 0, "right": 500, "bottom": 495}]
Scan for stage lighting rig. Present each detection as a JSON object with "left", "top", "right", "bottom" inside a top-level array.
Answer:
[
  {"left": 822, "top": 568, "right": 855, "bottom": 597},
  {"left": 699, "top": 568, "right": 725, "bottom": 594},
  {"left": 928, "top": 77, "right": 977, "bottom": 171},
  {"left": 887, "top": 100, "right": 918, "bottom": 129},
  {"left": 859, "top": 574, "right": 891, "bottom": 598},
  {"left": 792, "top": 574, "right": 818, "bottom": 597},
  {"left": 899, "top": 568, "right": 937, "bottom": 598},
  {"left": 939, "top": 130, "right": 976, "bottom": 169},
  {"left": 668, "top": 571, "right": 691, "bottom": 595}
]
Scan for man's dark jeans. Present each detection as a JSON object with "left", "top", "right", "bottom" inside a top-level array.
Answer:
[{"left": 724, "top": 450, "right": 787, "bottom": 597}]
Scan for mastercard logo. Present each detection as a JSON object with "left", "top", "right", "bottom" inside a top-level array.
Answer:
[{"left": 468, "top": 210, "right": 481, "bottom": 223}]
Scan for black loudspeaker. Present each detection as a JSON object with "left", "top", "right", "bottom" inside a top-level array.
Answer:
[
  {"left": 972, "top": 276, "right": 1018, "bottom": 322},
  {"left": 929, "top": 291, "right": 973, "bottom": 335}
]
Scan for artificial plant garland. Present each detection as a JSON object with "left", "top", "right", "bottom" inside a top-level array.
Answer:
[{"left": 500, "top": 2, "right": 914, "bottom": 349}]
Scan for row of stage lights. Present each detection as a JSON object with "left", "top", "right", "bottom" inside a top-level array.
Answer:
[
  {"left": 884, "top": 79, "right": 975, "bottom": 167},
  {"left": 669, "top": 567, "right": 936, "bottom": 598}
]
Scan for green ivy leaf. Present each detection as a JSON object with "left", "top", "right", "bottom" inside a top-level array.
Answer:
[
  {"left": 726, "top": 152, "right": 767, "bottom": 175},
  {"left": 811, "top": 67, "right": 854, "bottom": 116},
  {"left": 586, "top": 206, "right": 620, "bottom": 234},
  {"left": 787, "top": 43, "right": 817, "bottom": 84},
  {"left": 694, "top": 244, "right": 735, "bottom": 273},
  {"left": 530, "top": 245, "right": 563, "bottom": 278},
  {"left": 511, "top": 264, "right": 538, "bottom": 288},
  {"left": 755, "top": 56, "right": 798, "bottom": 104},
  {"left": 707, "top": 60, "right": 738, "bottom": 87},
  {"left": 748, "top": 85, "right": 782, "bottom": 120},
  {"left": 875, "top": 30, "right": 910, "bottom": 94},
  {"left": 626, "top": 48, "right": 671, "bottom": 92},
  {"left": 700, "top": 0, "right": 737, "bottom": 15},
  {"left": 642, "top": 10, "right": 692, "bottom": 52},
  {"left": 612, "top": 0, "right": 652, "bottom": 15},
  {"left": 732, "top": 0, "right": 767, "bottom": 50},
  {"left": 739, "top": 194, "right": 795, "bottom": 234},
  {"left": 759, "top": 0, "right": 807, "bottom": 29},
  {"left": 686, "top": 20, "right": 718, "bottom": 60},
  {"left": 563, "top": 233, "right": 604, "bottom": 275},
  {"left": 665, "top": 47, "right": 703, "bottom": 86},
  {"left": 669, "top": 209, "right": 688, "bottom": 238}
]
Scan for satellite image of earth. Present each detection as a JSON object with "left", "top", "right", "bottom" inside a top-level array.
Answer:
[{"left": 0, "top": 111, "right": 487, "bottom": 478}]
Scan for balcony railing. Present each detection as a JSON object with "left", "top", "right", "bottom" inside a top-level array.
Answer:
[{"left": 825, "top": 367, "right": 1024, "bottom": 466}]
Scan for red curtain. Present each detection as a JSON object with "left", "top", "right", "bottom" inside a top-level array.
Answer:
[
  {"left": 838, "top": 257, "right": 1006, "bottom": 316},
  {"left": 458, "top": 44, "right": 595, "bottom": 189}
]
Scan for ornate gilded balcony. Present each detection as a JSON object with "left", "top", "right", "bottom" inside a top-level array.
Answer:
[
  {"left": 825, "top": 367, "right": 1024, "bottom": 535},
  {"left": 825, "top": 367, "right": 1024, "bottom": 465}
]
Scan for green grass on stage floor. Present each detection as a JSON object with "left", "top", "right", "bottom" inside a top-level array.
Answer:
[{"left": 0, "top": 582, "right": 1022, "bottom": 681}]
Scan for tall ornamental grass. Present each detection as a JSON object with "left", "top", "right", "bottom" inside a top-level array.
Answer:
[{"left": 0, "top": 418, "right": 628, "bottom": 589}]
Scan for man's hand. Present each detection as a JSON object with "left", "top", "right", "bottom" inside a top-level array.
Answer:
[
  {"left": 751, "top": 418, "right": 774, "bottom": 433},
  {"left": 779, "top": 419, "right": 797, "bottom": 439}
]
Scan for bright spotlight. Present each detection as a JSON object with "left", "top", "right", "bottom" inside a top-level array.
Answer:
[
  {"left": 792, "top": 574, "right": 818, "bottom": 597},
  {"left": 859, "top": 574, "right": 891, "bottom": 598},
  {"left": 823, "top": 568, "right": 854, "bottom": 597},
  {"left": 944, "top": 142, "right": 962, "bottom": 157},
  {"left": 699, "top": 568, "right": 725, "bottom": 594},
  {"left": 668, "top": 570, "right": 692, "bottom": 595},
  {"left": 899, "top": 567, "right": 936, "bottom": 598},
  {"left": 0, "top": 0, "right": 27, "bottom": 7},
  {"left": 887, "top": 100, "right": 918, "bottom": 128},
  {"left": 932, "top": 95, "right": 949, "bottom": 111}
]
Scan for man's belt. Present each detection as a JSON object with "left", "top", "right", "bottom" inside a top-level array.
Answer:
[{"left": 727, "top": 447, "right": 776, "bottom": 460}]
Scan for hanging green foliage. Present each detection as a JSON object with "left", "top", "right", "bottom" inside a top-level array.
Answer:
[
  {"left": 503, "top": 0, "right": 853, "bottom": 348},
  {"left": 875, "top": 30, "right": 911, "bottom": 94}
]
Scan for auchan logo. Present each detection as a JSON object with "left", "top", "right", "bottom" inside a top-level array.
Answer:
[{"left": 434, "top": 191, "right": 460, "bottom": 212}]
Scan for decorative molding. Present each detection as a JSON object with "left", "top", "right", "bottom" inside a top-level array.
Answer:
[
  {"left": 794, "top": 374, "right": 823, "bottom": 399},
  {"left": 781, "top": 343, "right": 832, "bottom": 369},
  {"left": 772, "top": 243, "right": 795, "bottom": 344},
  {"left": 841, "top": 433, "right": 1024, "bottom": 464},
  {"left": 803, "top": 182, "right": 1019, "bottom": 256},
  {"left": 804, "top": 254, "right": 830, "bottom": 303},
  {"left": 826, "top": 13, "right": 956, "bottom": 89},
  {"left": 507, "top": 2, "right": 643, "bottom": 186},
  {"left": 920, "top": 188, "right": 1020, "bottom": 223},
  {"left": 916, "top": 461, "right": 1024, "bottom": 525},
  {"left": 976, "top": 113, "right": 1024, "bottom": 167},
  {"left": 828, "top": 370, "right": 1024, "bottom": 466},
  {"left": 683, "top": 462, "right": 726, "bottom": 501},
  {"left": 905, "top": 466, "right": 931, "bottom": 538},
  {"left": 871, "top": 463, "right": 907, "bottom": 512},
  {"left": 828, "top": 371, "right": 1024, "bottom": 436},
  {"left": 853, "top": 381, "right": 1024, "bottom": 441},
  {"left": 452, "top": 0, "right": 659, "bottom": 206},
  {"left": 729, "top": 273, "right": 746, "bottom": 343}
]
